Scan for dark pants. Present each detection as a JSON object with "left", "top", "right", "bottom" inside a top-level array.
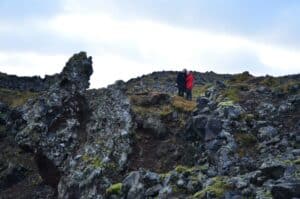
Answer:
[
  {"left": 178, "top": 87, "right": 185, "bottom": 97},
  {"left": 186, "top": 89, "right": 192, "bottom": 100}
]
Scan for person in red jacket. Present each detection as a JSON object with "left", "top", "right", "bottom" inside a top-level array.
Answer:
[{"left": 185, "top": 71, "right": 194, "bottom": 100}]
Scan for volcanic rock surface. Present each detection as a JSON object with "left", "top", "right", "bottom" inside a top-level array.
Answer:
[{"left": 0, "top": 52, "right": 299, "bottom": 199}]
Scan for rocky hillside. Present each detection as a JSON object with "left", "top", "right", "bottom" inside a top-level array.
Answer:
[{"left": 0, "top": 52, "right": 299, "bottom": 199}]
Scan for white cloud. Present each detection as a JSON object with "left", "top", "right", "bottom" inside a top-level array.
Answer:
[
  {"left": 0, "top": 1, "right": 299, "bottom": 89},
  {"left": 257, "top": 44, "right": 300, "bottom": 74},
  {"left": 90, "top": 53, "right": 154, "bottom": 87},
  {"left": 0, "top": 51, "right": 67, "bottom": 77},
  {"left": 48, "top": 11, "right": 300, "bottom": 79}
]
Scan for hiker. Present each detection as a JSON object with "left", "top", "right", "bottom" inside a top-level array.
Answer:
[
  {"left": 185, "top": 71, "right": 194, "bottom": 101},
  {"left": 176, "top": 69, "right": 187, "bottom": 97}
]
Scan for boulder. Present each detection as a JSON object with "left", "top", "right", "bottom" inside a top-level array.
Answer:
[
  {"left": 188, "top": 115, "right": 208, "bottom": 140},
  {"left": 205, "top": 118, "right": 223, "bottom": 141},
  {"left": 123, "top": 171, "right": 145, "bottom": 199}
]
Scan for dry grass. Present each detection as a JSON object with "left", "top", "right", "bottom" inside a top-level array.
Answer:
[
  {"left": 0, "top": 88, "right": 38, "bottom": 108},
  {"left": 260, "top": 76, "right": 280, "bottom": 87},
  {"left": 235, "top": 132, "right": 258, "bottom": 157},
  {"left": 171, "top": 96, "right": 197, "bottom": 112},
  {"left": 229, "top": 72, "right": 253, "bottom": 83},
  {"left": 132, "top": 105, "right": 173, "bottom": 117}
]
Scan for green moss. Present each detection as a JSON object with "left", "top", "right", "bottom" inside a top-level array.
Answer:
[
  {"left": 82, "top": 154, "right": 103, "bottom": 168},
  {"left": 172, "top": 185, "right": 184, "bottom": 194},
  {"left": 283, "top": 159, "right": 293, "bottom": 165},
  {"left": 199, "top": 164, "right": 209, "bottom": 172},
  {"left": 222, "top": 87, "right": 240, "bottom": 103},
  {"left": 193, "top": 177, "right": 231, "bottom": 198},
  {"left": 193, "top": 84, "right": 212, "bottom": 99},
  {"left": 293, "top": 158, "right": 300, "bottom": 165},
  {"left": 159, "top": 172, "right": 171, "bottom": 180},
  {"left": 218, "top": 100, "right": 235, "bottom": 107},
  {"left": 242, "top": 114, "right": 255, "bottom": 122},
  {"left": 175, "top": 165, "right": 194, "bottom": 173},
  {"left": 106, "top": 183, "right": 122, "bottom": 195},
  {"left": 175, "top": 165, "right": 209, "bottom": 174},
  {"left": 82, "top": 154, "right": 90, "bottom": 162},
  {"left": 92, "top": 158, "right": 103, "bottom": 168}
]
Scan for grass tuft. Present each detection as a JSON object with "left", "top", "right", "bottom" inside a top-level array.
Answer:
[{"left": 171, "top": 96, "right": 197, "bottom": 112}]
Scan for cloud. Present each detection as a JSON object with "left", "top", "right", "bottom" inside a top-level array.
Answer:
[
  {"left": 0, "top": 0, "right": 299, "bottom": 89},
  {"left": 59, "top": 0, "right": 300, "bottom": 49},
  {"left": 0, "top": 51, "right": 68, "bottom": 77},
  {"left": 0, "top": 0, "right": 61, "bottom": 21},
  {"left": 48, "top": 12, "right": 300, "bottom": 77}
]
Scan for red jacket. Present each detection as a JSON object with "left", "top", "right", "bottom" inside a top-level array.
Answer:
[{"left": 186, "top": 73, "right": 194, "bottom": 90}]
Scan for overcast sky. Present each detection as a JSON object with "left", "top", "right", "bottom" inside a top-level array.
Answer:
[{"left": 0, "top": 0, "right": 299, "bottom": 88}]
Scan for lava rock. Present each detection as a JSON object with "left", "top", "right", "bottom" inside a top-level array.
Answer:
[
  {"left": 260, "top": 162, "right": 285, "bottom": 180},
  {"left": 271, "top": 181, "right": 300, "bottom": 199},
  {"left": 123, "top": 171, "right": 145, "bottom": 199},
  {"left": 258, "top": 126, "right": 278, "bottom": 141},
  {"left": 196, "top": 97, "right": 210, "bottom": 110},
  {"left": 145, "top": 184, "right": 162, "bottom": 197},
  {"left": 205, "top": 118, "right": 223, "bottom": 141}
]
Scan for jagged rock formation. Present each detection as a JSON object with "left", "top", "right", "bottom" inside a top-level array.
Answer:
[
  {"left": 0, "top": 52, "right": 299, "bottom": 199},
  {"left": 0, "top": 71, "right": 57, "bottom": 92}
]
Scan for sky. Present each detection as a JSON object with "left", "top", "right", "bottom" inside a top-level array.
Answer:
[{"left": 0, "top": 0, "right": 300, "bottom": 88}]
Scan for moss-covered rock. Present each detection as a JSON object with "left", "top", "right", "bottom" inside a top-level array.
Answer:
[
  {"left": 106, "top": 183, "right": 122, "bottom": 195},
  {"left": 218, "top": 100, "right": 235, "bottom": 107},
  {"left": 175, "top": 165, "right": 195, "bottom": 174},
  {"left": 293, "top": 158, "right": 300, "bottom": 165},
  {"left": 221, "top": 87, "right": 240, "bottom": 103},
  {"left": 193, "top": 177, "right": 231, "bottom": 198}
]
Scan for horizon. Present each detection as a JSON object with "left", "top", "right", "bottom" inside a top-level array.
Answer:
[{"left": 1, "top": 0, "right": 300, "bottom": 88}]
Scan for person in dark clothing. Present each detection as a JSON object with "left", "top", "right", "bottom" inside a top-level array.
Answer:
[
  {"left": 176, "top": 69, "right": 187, "bottom": 97},
  {"left": 185, "top": 71, "right": 194, "bottom": 101}
]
